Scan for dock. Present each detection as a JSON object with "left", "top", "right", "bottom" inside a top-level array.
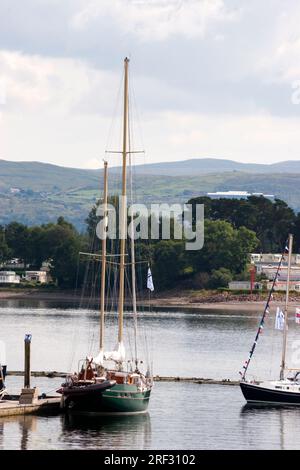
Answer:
[
  {"left": 0, "top": 372, "right": 239, "bottom": 418},
  {"left": 0, "top": 396, "right": 61, "bottom": 417},
  {"left": 6, "top": 370, "right": 239, "bottom": 385},
  {"left": 154, "top": 376, "right": 239, "bottom": 385}
]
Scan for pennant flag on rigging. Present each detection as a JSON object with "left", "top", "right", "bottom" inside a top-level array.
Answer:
[
  {"left": 275, "top": 307, "right": 285, "bottom": 330},
  {"left": 147, "top": 266, "right": 154, "bottom": 292}
]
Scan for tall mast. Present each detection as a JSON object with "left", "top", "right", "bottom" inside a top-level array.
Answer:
[
  {"left": 280, "top": 233, "right": 293, "bottom": 380},
  {"left": 117, "top": 57, "right": 129, "bottom": 346},
  {"left": 129, "top": 155, "right": 138, "bottom": 369},
  {"left": 100, "top": 161, "right": 108, "bottom": 351}
]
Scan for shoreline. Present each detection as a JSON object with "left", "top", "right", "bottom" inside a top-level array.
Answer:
[{"left": 0, "top": 288, "right": 299, "bottom": 312}]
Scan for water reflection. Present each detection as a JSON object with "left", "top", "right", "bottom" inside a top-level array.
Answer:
[
  {"left": 0, "top": 412, "right": 151, "bottom": 450},
  {"left": 240, "top": 403, "right": 300, "bottom": 449},
  {"left": 20, "top": 415, "right": 37, "bottom": 450},
  {"left": 61, "top": 412, "right": 152, "bottom": 449},
  {"left": 2, "top": 299, "right": 300, "bottom": 449},
  {"left": 1, "top": 384, "right": 300, "bottom": 449},
  {"left": 0, "top": 415, "right": 37, "bottom": 450}
]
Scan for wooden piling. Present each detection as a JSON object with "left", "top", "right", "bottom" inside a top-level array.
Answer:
[{"left": 24, "top": 334, "right": 32, "bottom": 388}]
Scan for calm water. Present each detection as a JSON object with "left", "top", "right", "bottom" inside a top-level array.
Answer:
[{"left": 1, "top": 299, "right": 300, "bottom": 450}]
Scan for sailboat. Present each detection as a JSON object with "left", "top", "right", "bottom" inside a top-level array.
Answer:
[
  {"left": 57, "top": 58, "right": 153, "bottom": 414},
  {"left": 240, "top": 233, "right": 300, "bottom": 405}
]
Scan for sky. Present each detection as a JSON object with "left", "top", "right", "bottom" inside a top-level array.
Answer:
[{"left": 1, "top": 0, "right": 300, "bottom": 169}]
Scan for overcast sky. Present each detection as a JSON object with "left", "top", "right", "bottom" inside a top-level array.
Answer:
[{"left": 1, "top": 0, "right": 300, "bottom": 169}]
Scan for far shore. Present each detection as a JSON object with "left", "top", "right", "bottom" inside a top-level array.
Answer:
[{"left": 0, "top": 287, "right": 299, "bottom": 312}]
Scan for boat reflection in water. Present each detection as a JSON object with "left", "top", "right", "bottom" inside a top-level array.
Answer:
[
  {"left": 240, "top": 403, "right": 300, "bottom": 449},
  {"left": 61, "top": 412, "right": 152, "bottom": 449},
  {"left": 0, "top": 412, "right": 151, "bottom": 450}
]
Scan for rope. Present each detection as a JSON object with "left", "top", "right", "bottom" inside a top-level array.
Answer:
[{"left": 240, "top": 239, "right": 289, "bottom": 380}]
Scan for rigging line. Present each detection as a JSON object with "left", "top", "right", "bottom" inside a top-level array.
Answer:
[
  {"left": 67, "top": 253, "right": 81, "bottom": 371},
  {"left": 107, "top": 252, "right": 116, "bottom": 317},
  {"left": 124, "top": 265, "right": 134, "bottom": 362},
  {"left": 68, "top": 252, "right": 93, "bottom": 372},
  {"left": 240, "top": 240, "right": 289, "bottom": 380},
  {"left": 109, "top": 258, "right": 117, "bottom": 315},
  {"left": 87, "top": 270, "right": 96, "bottom": 355},
  {"left": 128, "top": 81, "right": 140, "bottom": 369},
  {"left": 108, "top": 259, "right": 119, "bottom": 346},
  {"left": 90, "top": 262, "right": 102, "bottom": 355},
  {"left": 269, "top": 276, "right": 280, "bottom": 379},
  {"left": 129, "top": 67, "right": 146, "bottom": 159},
  {"left": 105, "top": 70, "right": 124, "bottom": 155},
  {"left": 85, "top": 257, "right": 101, "bottom": 356}
]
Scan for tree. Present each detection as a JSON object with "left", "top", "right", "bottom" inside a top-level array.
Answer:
[
  {"left": 209, "top": 268, "right": 233, "bottom": 288},
  {"left": 27, "top": 226, "right": 46, "bottom": 267},
  {"left": 5, "top": 222, "right": 31, "bottom": 265},
  {"left": 190, "top": 219, "right": 258, "bottom": 275},
  {"left": 45, "top": 228, "right": 79, "bottom": 287},
  {"left": 152, "top": 240, "right": 186, "bottom": 290},
  {"left": 231, "top": 226, "right": 259, "bottom": 273},
  {"left": 85, "top": 195, "right": 120, "bottom": 254},
  {"left": 0, "top": 226, "right": 10, "bottom": 263},
  {"left": 40, "top": 218, "right": 83, "bottom": 287},
  {"left": 187, "top": 195, "right": 295, "bottom": 252}
]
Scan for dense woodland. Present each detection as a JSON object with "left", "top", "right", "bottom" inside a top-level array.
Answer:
[{"left": 0, "top": 195, "right": 298, "bottom": 291}]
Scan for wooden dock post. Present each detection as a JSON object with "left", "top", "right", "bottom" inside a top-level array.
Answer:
[
  {"left": 24, "top": 334, "right": 32, "bottom": 389},
  {"left": 19, "top": 334, "right": 40, "bottom": 405}
]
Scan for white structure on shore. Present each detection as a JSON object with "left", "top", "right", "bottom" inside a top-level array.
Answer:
[
  {"left": 0, "top": 271, "right": 20, "bottom": 284},
  {"left": 248, "top": 252, "right": 300, "bottom": 291},
  {"left": 251, "top": 253, "right": 300, "bottom": 265},
  {"left": 207, "top": 191, "right": 275, "bottom": 199},
  {"left": 267, "top": 280, "right": 300, "bottom": 292},
  {"left": 228, "top": 281, "right": 262, "bottom": 291},
  {"left": 25, "top": 271, "right": 48, "bottom": 283}
]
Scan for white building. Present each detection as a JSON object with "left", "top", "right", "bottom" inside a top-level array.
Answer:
[
  {"left": 267, "top": 280, "right": 300, "bottom": 292},
  {"left": 255, "top": 265, "right": 300, "bottom": 278},
  {"left": 25, "top": 271, "right": 47, "bottom": 283},
  {"left": 229, "top": 281, "right": 262, "bottom": 291},
  {"left": 251, "top": 253, "right": 300, "bottom": 265},
  {"left": 0, "top": 271, "right": 20, "bottom": 284},
  {"left": 4, "top": 259, "right": 26, "bottom": 269},
  {"left": 207, "top": 191, "right": 275, "bottom": 200}
]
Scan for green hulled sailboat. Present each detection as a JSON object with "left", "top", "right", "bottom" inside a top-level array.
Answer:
[{"left": 58, "top": 58, "right": 153, "bottom": 415}]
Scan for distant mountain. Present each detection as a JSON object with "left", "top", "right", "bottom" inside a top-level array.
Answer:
[
  {"left": 1, "top": 157, "right": 300, "bottom": 229},
  {"left": 2, "top": 158, "right": 300, "bottom": 185},
  {"left": 0, "top": 159, "right": 99, "bottom": 192},
  {"left": 112, "top": 158, "right": 300, "bottom": 176}
]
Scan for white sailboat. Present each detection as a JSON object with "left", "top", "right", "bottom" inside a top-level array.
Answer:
[{"left": 240, "top": 233, "right": 300, "bottom": 405}]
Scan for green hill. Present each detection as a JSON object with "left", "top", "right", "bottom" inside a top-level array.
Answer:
[{"left": 1, "top": 158, "right": 300, "bottom": 229}]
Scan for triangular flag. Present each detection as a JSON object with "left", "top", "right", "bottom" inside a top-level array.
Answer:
[
  {"left": 295, "top": 308, "right": 300, "bottom": 324},
  {"left": 275, "top": 307, "right": 285, "bottom": 330},
  {"left": 147, "top": 266, "right": 154, "bottom": 292}
]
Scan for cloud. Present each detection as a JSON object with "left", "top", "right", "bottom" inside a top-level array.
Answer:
[
  {"left": 0, "top": 50, "right": 121, "bottom": 116},
  {"left": 71, "top": 0, "right": 239, "bottom": 41},
  {"left": 1, "top": 0, "right": 300, "bottom": 169}
]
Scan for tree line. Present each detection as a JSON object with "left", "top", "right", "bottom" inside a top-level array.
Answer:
[{"left": 0, "top": 195, "right": 297, "bottom": 291}]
